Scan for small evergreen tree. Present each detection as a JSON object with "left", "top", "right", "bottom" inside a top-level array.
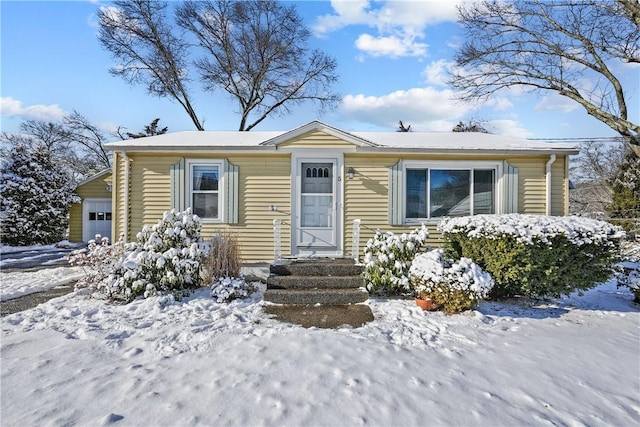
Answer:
[
  {"left": 126, "top": 118, "right": 168, "bottom": 139},
  {"left": 608, "top": 152, "right": 640, "bottom": 233},
  {"left": 0, "top": 141, "right": 80, "bottom": 246}
]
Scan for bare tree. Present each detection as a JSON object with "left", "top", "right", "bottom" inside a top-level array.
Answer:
[
  {"left": 0, "top": 113, "right": 110, "bottom": 182},
  {"left": 569, "top": 138, "right": 628, "bottom": 216},
  {"left": 175, "top": 0, "right": 340, "bottom": 131},
  {"left": 450, "top": 0, "right": 640, "bottom": 155},
  {"left": 98, "top": 0, "right": 204, "bottom": 130},
  {"left": 63, "top": 111, "right": 112, "bottom": 170}
]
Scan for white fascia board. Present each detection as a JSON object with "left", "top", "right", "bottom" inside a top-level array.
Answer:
[
  {"left": 354, "top": 147, "right": 580, "bottom": 156},
  {"left": 104, "top": 146, "right": 278, "bottom": 153}
]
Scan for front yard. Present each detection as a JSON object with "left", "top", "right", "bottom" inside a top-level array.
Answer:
[{"left": 2, "top": 274, "right": 639, "bottom": 426}]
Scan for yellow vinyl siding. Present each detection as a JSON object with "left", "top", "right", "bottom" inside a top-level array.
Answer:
[
  {"left": 506, "top": 155, "right": 567, "bottom": 215},
  {"left": 122, "top": 153, "right": 291, "bottom": 263},
  {"left": 343, "top": 154, "right": 569, "bottom": 259},
  {"left": 129, "top": 155, "right": 176, "bottom": 234},
  {"left": 68, "top": 204, "right": 82, "bottom": 242},
  {"left": 196, "top": 155, "right": 291, "bottom": 263},
  {"left": 277, "top": 130, "right": 356, "bottom": 149},
  {"left": 113, "top": 147, "right": 569, "bottom": 263},
  {"left": 69, "top": 171, "right": 112, "bottom": 242},
  {"left": 551, "top": 156, "right": 567, "bottom": 216},
  {"left": 113, "top": 151, "right": 128, "bottom": 241}
]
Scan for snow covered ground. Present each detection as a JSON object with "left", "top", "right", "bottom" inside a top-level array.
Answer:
[
  {"left": 0, "top": 266, "right": 84, "bottom": 301},
  {"left": 2, "top": 269, "right": 639, "bottom": 426},
  {"left": 0, "top": 241, "right": 85, "bottom": 301}
]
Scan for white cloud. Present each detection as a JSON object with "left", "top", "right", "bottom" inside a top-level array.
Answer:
[
  {"left": 534, "top": 93, "right": 580, "bottom": 113},
  {"left": 487, "top": 119, "right": 533, "bottom": 138},
  {"left": 339, "top": 86, "right": 474, "bottom": 130},
  {"left": 484, "top": 96, "right": 514, "bottom": 111},
  {"left": 0, "top": 97, "right": 66, "bottom": 122},
  {"left": 314, "top": 0, "right": 461, "bottom": 59},
  {"left": 355, "top": 33, "right": 427, "bottom": 58},
  {"left": 314, "top": 0, "right": 460, "bottom": 36},
  {"left": 422, "top": 59, "right": 456, "bottom": 86}
]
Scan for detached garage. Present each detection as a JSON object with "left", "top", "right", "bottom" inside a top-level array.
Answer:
[{"left": 69, "top": 169, "right": 113, "bottom": 243}]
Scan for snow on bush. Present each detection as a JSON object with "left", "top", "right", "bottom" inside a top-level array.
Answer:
[
  {"left": 440, "top": 214, "right": 624, "bottom": 299},
  {"left": 439, "top": 214, "right": 625, "bottom": 247},
  {"left": 68, "top": 235, "right": 124, "bottom": 295},
  {"left": 210, "top": 277, "right": 255, "bottom": 303},
  {"left": 409, "top": 249, "right": 494, "bottom": 313},
  {"left": 617, "top": 241, "right": 640, "bottom": 303},
  {"left": 1, "top": 141, "right": 79, "bottom": 245},
  {"left": 104, "top": 209, "right": 208, "bottom": 302},
  {"left": 363, "top": 225, "right": 429, "bottom": 295}
]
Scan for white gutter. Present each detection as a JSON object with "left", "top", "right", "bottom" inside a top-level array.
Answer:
[
  {"left": 546, "top": 154, "right": 557, "bottom": 216},
  {"left": 121, "top": 151, "right": 130, "bottom": 242}
]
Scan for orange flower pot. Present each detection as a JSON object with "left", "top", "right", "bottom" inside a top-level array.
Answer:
[{"left": 415, "top": 297, "right": 435, "bottom": 311}]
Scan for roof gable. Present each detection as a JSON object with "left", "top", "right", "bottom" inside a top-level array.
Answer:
[{"left": 260, "top": 121, "right": 379, "bottom": 148}]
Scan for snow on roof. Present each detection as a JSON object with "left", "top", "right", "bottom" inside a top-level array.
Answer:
[{"left": 104, "top": 121, "right": 579, "bottom": 154}]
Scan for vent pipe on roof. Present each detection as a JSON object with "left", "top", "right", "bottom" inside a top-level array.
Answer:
[{"left": 546, "top": 154, "right": 557, "bottom": 216}]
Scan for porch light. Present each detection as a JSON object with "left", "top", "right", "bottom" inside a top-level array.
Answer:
[
  {"left": 106, "top": 183, "right": 113, "bottom": 192},
  {"left": 347, "top": 167, "right": 355, "bottom": 179}
]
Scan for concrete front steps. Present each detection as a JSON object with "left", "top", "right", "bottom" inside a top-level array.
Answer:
[{"left": 264, "top": 257, "right": 369, "bottom": 305}]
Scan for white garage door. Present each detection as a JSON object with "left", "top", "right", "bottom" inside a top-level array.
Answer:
[{"left": 83, "top": 198, "right": 112, "bottom": 242}]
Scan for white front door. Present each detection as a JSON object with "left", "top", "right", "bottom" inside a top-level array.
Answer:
[
  {"left": 294, "top": 159, "right": 340, "bottom": 256},
  {"left": 83, "top": 198, "right": 112, "bottom": 242}
]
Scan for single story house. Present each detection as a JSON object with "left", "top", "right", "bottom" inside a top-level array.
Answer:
[
  {"left": 69, "top": 169, "right": 113, "bottom": 243},
  {"left": 91, "top": 121, "right": 578, "bottom": 263}
]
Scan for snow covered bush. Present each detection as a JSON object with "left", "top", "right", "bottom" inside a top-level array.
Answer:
[
  {"left": 440, "top": 214, "right": 625, "bottom": 299},
  {"left": 409, "top": 249, "right": 494, "bottom": 314},
  {"left": 363, "top": 225, "right": 429, "bottom": 295},
  {"left": 210, "top": 277, "right": 255, "bottom": 303},
  {"left": 1, "top": 141, "right": 79, "bottom": 245},
  {"left": 617, "top": 241, "right": 640, "bottom": 303},
  {"left": 105, "top": 209, "right": 208, "bottom": 302},
  {"left": 68, "top": 235, "right": 124, "bottom": 295}
]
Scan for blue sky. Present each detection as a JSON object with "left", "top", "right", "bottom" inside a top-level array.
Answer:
[{"left": 1, "top": 0, "right": 638, "bottom": 140}]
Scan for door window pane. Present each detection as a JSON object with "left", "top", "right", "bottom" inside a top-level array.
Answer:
[
  {"left": 302, "top": 163, "right": 332, "bottom": 193},
  {"left": 301, "top": 195, "right": 333, "bottom": 227},
  {"left": 430, "top": 170, "right": 471, "bottom": 217}
]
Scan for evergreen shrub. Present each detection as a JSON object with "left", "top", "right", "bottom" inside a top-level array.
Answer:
[
  {"left": 409, "top": 249, "right": 494, "bottom": 313},
  {"left": 105, "top": 209, "right": 208, "bottom": 302},
  {"left": 439, "top": 214, "right": 625, "bottom": 299},
  {"left": 362, "top": 225, "right": 429, "bottom": 295},
  {"left": 1, "top": 142, "right": 79, "bottom": 245}
]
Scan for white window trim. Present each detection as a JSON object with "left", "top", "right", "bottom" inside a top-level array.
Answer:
[
  {"left": 186, "top": 159, "right": 225, "bottom": 223},
  {"left": 402, "top": 160, "right": 502, "bottom": 224}
]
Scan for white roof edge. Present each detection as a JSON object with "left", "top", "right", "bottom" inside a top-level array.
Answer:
[
  {"left": 105, "top": 146, "right": 278, "bottom": 153},
  {"left": 355, "top": 147, "right": 580, "bottom": 155},
  {"left": 102, "top": 123, "right": 580, "bottom": 154}
]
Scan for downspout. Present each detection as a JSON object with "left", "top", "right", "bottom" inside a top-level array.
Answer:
[
  {"left": 121, "top": 151, "right": 130, "bottom": 242},
  {"left": 546, "top": 154, "right": 557, "bottom": 216}
]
